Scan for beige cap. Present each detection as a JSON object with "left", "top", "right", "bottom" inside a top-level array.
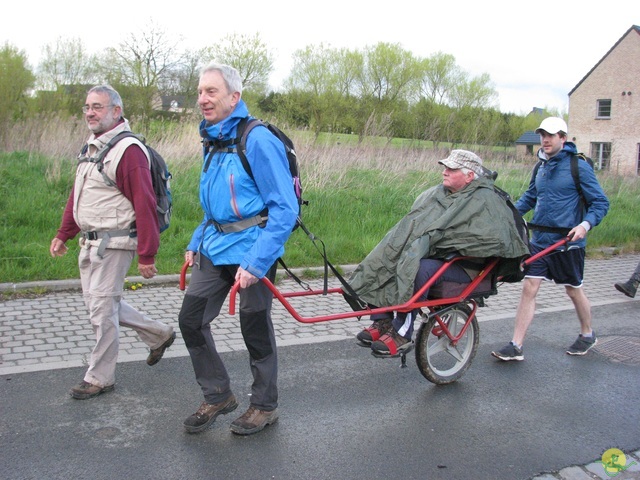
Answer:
[{"left": 438, "top": 150, "right": 483, "bottom": 176}]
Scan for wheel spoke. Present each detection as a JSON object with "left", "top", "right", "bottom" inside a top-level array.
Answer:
[
  {"left": 427, "top": 335, "right": 449, "bottom": 354},
  {"left": 427, "top": 335, "right": 465, "bottom": 362},
  {"left": 443, "top": 343, "right": 464, "bottom": 362},
  {"left": 415, "top": 304, "right": 479, "bottom": 385}
]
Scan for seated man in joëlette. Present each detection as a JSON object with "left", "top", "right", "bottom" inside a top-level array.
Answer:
[{"left": 346, "top": 150, "right": 530, "bottom": 357}]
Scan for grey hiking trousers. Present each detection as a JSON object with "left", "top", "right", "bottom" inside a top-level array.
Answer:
[{"left": 178, "top": 253, "right": 278, "bottom": 410}]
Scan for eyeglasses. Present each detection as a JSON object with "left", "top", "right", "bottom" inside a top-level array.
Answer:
[{"left": 82, "top": 104, "right": 113, "bottom": 113}]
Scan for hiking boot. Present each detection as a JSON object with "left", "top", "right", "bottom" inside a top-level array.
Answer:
[
  {"left": 147, "top": 331, "right": 176, "bottom": 366},
  {"left": 230, "top": 406, "right": 279, "bottom": 435},
  {"left": 69, "top": 381, "right": 115, "bottom": 400},
  {"left": 614, "top": 278, "right": 639, "bottom": 298},
  {"left": 370, "top": 329, "right": 413, "bottom": 357},
  {"left": 491, "top": 342, "right": 524, "bottom": 361},
  {"left": 356, "top": 318, "right": 393, "bottom": 347},
  {"left": 566, "top": 332, "right": 597, "bottom": 356},
  {"left": 183, "top": 395, "right": 239, "bottom": 434}
]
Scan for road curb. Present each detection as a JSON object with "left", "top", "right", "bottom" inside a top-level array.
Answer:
[{"left": 0, "top": 264, "right": 360, "bottom": 293}]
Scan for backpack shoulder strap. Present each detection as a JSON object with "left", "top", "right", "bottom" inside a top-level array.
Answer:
[
  {"left": 570, "top": 154, "right": 581, "bottom": 194},
  {"left": 571, "top": 153, "right": 591, "bottom": 208},
  {"left": 530, "top": 159, "right": 542, "bottom": 186},
  {"left": 236, "top": 117, "right": 265, "bottom": 179},
  {"left": 94, "top": 132, "right": 143, "bottom": 187}
]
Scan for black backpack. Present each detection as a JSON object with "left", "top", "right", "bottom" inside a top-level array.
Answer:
[
  {"left": 203, "top": 118, "right": 307, "bottom": 229},
  {"left": 79, "top": 132, "right": 173, "bottom": 233},
  {"left": 493, "top": 184, "right": 530, "bottom": 283},
  {"left": 479, "top": 168, "right": 530, "bottom": 283}
]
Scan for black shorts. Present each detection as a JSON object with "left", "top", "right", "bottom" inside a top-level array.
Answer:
[{"left": 524, "top": 244, "right": 585, "bottom": 287}]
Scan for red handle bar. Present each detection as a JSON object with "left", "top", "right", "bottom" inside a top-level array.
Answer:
[
  {"left": 179, "top": 261, "right": 190, "bottom": 290},
  {"left": 180, "top": 236, "right": 572, "bottom": 323},
  {"left": 521, "top": 236, "right": 571, "bottom": 267}
]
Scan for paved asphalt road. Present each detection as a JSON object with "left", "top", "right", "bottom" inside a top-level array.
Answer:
[{"left": 2, "top": 301, "right": 639, "bottom": 479}]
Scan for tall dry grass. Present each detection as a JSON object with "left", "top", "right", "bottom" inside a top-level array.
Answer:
[
  {"left": 3, "top": 114, "right": 455, "bottom": 185},
  {"left": 3, "top": 114, "right": 626, "bottom": 203}
]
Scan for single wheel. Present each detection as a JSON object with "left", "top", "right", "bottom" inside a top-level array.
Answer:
[{"left": 415, "top": 303, "right": 479, "bottom": 384}]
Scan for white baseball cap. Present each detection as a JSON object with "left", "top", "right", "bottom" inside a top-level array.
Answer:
[{"left": 535, "top": 117, "right": 568, "bottom": 135}]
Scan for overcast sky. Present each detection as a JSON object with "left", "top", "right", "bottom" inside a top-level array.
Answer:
[{"left": 2, "top": 0, "right": 637, "bottom": 114}]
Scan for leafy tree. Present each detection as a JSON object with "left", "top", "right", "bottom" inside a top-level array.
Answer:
[
  {"left": 201, "top": 32, "right": 274, "bottom": 95},
  {"left": 158, "top": 48, "right": 202, "bottom": 111},
  {"left": 37, "top": 37, "right": 95, "bottom": 90},
  {"left": 0, "top": 43, "right": 35, "bottom": 142},
  {"left": 285, "top": 44, "right": 343, "bottom": 137},
  {"left": 418, "top": 52, "right": 460, "bottom": 104},
  {"left": 98, "top": 20, "right": 183, "bottom": 124},
  {"left": 334, "top": 48, "right": 364, "bottom": 97},
  {"left": 286, "top": 43, "right": 337, "bottom": 96},
  {"left": 36, "top": 37, "right": 97, "bottom": 114},
  {"left": 360, "top": 42, "right": 419, "bottom": 104},
  {"left": 449, "top": 72, "right": 497, "bottom": 110}
]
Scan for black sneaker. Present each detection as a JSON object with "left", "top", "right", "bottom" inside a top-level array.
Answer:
[
  {"left": 566, "top": 333, "right": 597, "bottom": 356},
  {"left": 491, "top": 342, "right": 524, "bottom": 361}
]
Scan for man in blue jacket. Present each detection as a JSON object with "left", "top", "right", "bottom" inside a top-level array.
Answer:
[
  {"left": 178, "top": 63, "right": 298, "bottom": 435},
  {"left": 492, "top": 117, "right": 609, "bottom": 361}
]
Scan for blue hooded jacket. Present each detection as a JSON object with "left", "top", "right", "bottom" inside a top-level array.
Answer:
[
  {"left": 188, "top": 100, "right": 299, "bottom": 278},
  {"left": 516, "top": 141, "right": 609, "bottom": 249}
]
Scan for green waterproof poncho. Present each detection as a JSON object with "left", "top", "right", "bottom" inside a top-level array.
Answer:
[{"left": 347, "top": 176, "right": 530, "bottom": 307}]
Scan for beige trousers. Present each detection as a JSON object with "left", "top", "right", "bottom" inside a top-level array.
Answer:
[{"left": 78, "top": 245, "right": 173, "bottom": 387}]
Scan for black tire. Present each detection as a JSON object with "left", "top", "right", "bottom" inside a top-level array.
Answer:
[{"left": 415, "top": 303, "right": 479, "bottom": 385}]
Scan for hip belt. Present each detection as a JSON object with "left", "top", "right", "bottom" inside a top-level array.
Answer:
[
  {"left": 207, "top": 213, "right": 268, "bottom": 234},
  {"left": 81, "top": 228, "right": 137, "bottom": 258}
]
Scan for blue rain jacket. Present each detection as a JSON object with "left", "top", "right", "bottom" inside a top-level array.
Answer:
[
  {"left": 187, "top": 100, "right": 298, "bottom": 278},
  {"left": 516, "top": 142, "right": 609, "bottom": 249}
]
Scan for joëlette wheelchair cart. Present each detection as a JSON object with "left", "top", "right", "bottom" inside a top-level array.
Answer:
[{"left": 179, "top": 236, "right": 569, "bottom": 386}]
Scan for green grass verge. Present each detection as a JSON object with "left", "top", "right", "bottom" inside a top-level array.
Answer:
[{"left": 0, "top": 152, "right": 637, "bottom": 284}]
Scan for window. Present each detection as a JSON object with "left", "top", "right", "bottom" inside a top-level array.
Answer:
[
  {"left": 596, "top": 99, "right": 611, "bottom": 118},
  {"left": 590, "top": 142, "right": 611, "bottom": 170}
]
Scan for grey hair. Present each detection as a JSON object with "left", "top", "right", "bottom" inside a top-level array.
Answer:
[
  {"left": 200, "top": 62, "right": 243, "bottom": 95},
  {"left": 87, "top": 85, "right": 124, "bottom": 116},
  {"left": 460, "top": 167, "right": 478, "bottom": 179}
]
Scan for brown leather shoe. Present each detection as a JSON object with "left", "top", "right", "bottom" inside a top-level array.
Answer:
[
  {"left": 371, "top": 328, "right": 413, "bottom": 358},
  {"left": 69, "top": 381, "right": 115, "bottom": 400},
  {"left": 147, "top": 331, "right": 176, "bottom": 366},
  {"left": 230, "top": 406, "right": 279, "bottom": 435},
  {"left": 183, "top": 395, "right": 239, "bottom": 433},
  {"left": 356, "top": 318, "right": 393, "bottom": 346}
]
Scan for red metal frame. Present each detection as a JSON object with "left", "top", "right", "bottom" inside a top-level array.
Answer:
[{"left": 179, "top": 237, "right": 570, "bottom": 330}]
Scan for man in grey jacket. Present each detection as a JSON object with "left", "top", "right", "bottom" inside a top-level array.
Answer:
[{"left": 349, "top": 150, "right": 529, "bottom": 357}]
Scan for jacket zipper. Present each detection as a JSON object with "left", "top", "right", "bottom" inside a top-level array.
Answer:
[{"left": 229, "top": 174, "right": 242, "bottom": 219}]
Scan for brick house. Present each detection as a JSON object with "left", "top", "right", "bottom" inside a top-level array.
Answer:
[{"left": 568, "top": 25, "right": 640, "bottom": 175}]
